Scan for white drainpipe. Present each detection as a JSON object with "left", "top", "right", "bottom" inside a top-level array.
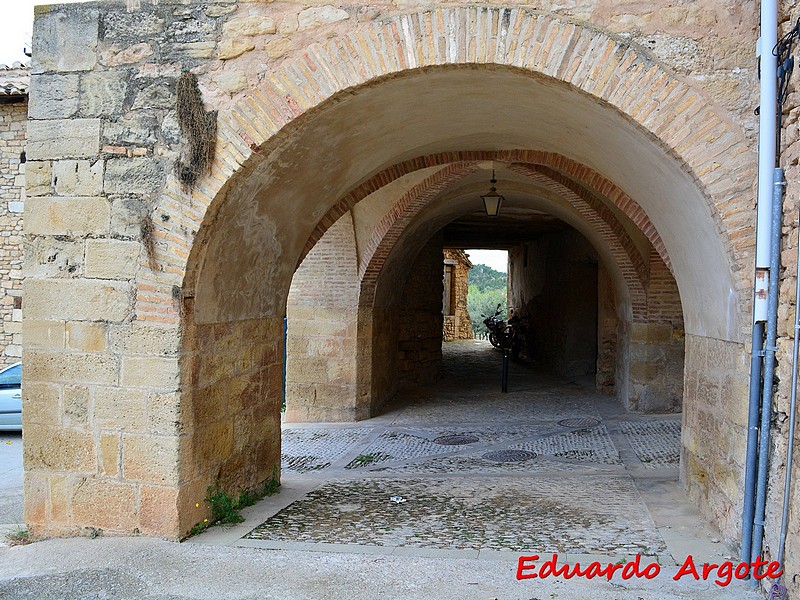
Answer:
[
  {"left": 754, "top": 3, "right": 778, "bottom": 321},
  {"left": 743, "top": 0, "right": 779, "bottom": 571}
]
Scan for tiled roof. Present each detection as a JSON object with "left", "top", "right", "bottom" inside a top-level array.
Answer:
[{"left": 0, "top": 63, "right": 29, "bottom": 97}]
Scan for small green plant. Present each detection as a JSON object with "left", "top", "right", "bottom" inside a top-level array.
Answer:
[
  {"left": 183, "top": 473, "right": 281, "bottom": 540},
  {"left": 351, "top": 453, "right": 379, "bottom": 467},
  {"left": 186, "top": 522, "right": 208, "bottom": 538},
  {"left": 207, "top": 483, "right": 245, "bottom": 524},
  {"left": 238, "top": 478, "right": 280, "bottom": 509},
  {"left": 5, "top": 527, "right": 31, "bottom": 546}
]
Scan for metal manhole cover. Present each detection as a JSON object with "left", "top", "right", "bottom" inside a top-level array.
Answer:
[
  {"left": 558, "top": 417, "right": 600, "bottom": 428},
  {"left": 433, "top": 434, "right": 480, "bottom": 445},
  {"left": 482, "top": 449, "right": 537, "bottom": 462}
]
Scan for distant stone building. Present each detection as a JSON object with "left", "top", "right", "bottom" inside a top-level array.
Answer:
[
  {"left": 442, "top": 249, "right": 473, "bottom": 341},
  {"left": 0, "top": 64, "right": 26, "bottom": 365}
]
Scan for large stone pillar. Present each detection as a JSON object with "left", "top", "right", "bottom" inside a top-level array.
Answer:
[
  {"left": 284, "top": 213, "right": 362, "bottom": 422},
  {"left": 22, "top": 2, "right": 202, "bottom": 538}
]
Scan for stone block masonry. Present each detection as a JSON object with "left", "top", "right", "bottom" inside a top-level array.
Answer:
[{"left": 20, "top": 1, "right": 228, "bottom": 537}]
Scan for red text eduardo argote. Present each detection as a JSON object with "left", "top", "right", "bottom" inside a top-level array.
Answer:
[{"left": 516, "top": 553, "right": 783, "bottom": 587}]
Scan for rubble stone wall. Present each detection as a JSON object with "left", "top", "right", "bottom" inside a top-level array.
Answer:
[{"left": 0, "top": 100, "right": 25, "bottom": 365}]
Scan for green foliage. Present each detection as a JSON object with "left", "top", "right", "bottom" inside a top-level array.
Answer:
[
  {"left": 5, "top": 527, "right": 31, "bottom": 546},
  {"left": 184, "top": 474, "right": 281, "bottom": 539},
  {"left": 351, "top": 453, "right": 380, "bottom": 467},
  {"left": 207, "top": 483, "right": 245, "bottom": 524},
  {"left": 468, "top": 284, "right": 507, "bottom": 336},
  {"left": 238, "top": 478, "right": 281, "bottom": 508},
  {"left": 186, "top": 522, "right": 208, "bottom": 538},
  {"left": 467, "top": 263, "right": 508, "bottom": 336},
  {"left": 468, "top": 263, "right": 507, "bottom": 292}
]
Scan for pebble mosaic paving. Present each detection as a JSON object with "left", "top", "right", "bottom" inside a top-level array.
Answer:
[
  {"left": 281, "top": 428, "right": 371, "bottom": 473},
  {"left": 343, "top": 431, "right": 459, "bottom": 468},
  {"left": 619, "top": 419, "right": 682, "bottom": 468},
  {"left": 373, "top": 452, "right": 600, "bottom": 474},
  {"left": 265, "top": 342, "right": 683, "bottom": 557},
  {"left": 246, "top": 476, "right": 665, "bottom": 555},
  {"left": 512, "top": 425, "right": 621, "bottom": 464}
]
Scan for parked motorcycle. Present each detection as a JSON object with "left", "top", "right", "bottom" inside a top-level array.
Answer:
[{"left": 482, "top": 304, "right": 506, "bottom": 349}]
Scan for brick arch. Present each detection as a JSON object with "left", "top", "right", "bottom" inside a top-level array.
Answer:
[
  {"left": 507, "top": 163, "right": 649, "bottom": 318},
  {"left": 355, "top": 158, "right": 649, "bottom": 318},
  {"left": 356, "top": 164, "right": 481, "bottom": 306},
  {"left": 309, "top": 150, "right": 667, "bottom": 279},
  {"left": 140, "top": 7, "right": 751, "bottom": 328},
  {"left": 517, "top": 163, "right": 650, "bottom": 284}
]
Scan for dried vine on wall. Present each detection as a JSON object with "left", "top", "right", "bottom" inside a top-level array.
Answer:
[{"left": 175, "top": 71, "right": 217, "bottom": 189}]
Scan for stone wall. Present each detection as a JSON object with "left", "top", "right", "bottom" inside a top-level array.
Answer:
[
  {"left": 760, "top": 1, "right": 800, "bottom": 592},
  {"left": 442, "top": 248, "right": 473, "bottom": 342},
  {"left": 22, "top": 2, "right": 223, "bottom": 538},
  {"left": 397, "top": 239, "right": 445, "bottom": 386},
  {"left": 596, "top": 264, "right": 617, "bottom": 394},
  {"left": 0, "top": 96, "right": 25, "bottom": 365},
  {"left": 508, "top": 228, "right": 684, "bottom": 413},
  {"left": 627, "top": 250, "right": 685, "bottom": 412},
  {"left": 510, "top": 231, "right": 599, "bottom": 377},
  {"left": 285, "top": 213, "right": 362, "bottom": 422},
  {"left": 179, "top": 309, "right": 282, "bottom": 535},
  {"left": 682, "top": 334, "right": 749, "bottom": 545}
]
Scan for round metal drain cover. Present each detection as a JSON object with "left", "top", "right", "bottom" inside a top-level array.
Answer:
[
  {"left": 433, "top": 434, "right": 480, "bottom": 445},
  {"left": 483, "top": 449, "right": 537, "bottom": 462},
  {"left": 558, "top": 417, "right": 600, "bottom": 428}
]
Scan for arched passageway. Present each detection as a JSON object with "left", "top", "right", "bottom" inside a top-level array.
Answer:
[
  {"left": 285, "top": 158, "right": 686, "bottom": 420},
  {"left": 23, "top": 7, "right": 755, "bottom": 553},
  {"left": 176, "top": 56, "right": 748, "bottom": 540}
]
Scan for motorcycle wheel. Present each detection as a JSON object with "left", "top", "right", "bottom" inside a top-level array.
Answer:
[{"left": 489, "top": 331, "right": 501, "bottom": 348}]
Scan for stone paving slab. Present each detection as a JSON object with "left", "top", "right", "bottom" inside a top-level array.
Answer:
[{"left": 0, "top": 537, "right": 762, "bottom": 600}]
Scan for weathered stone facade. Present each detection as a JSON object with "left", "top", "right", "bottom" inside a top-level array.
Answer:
[
  {"left": 18, "top": 0, "right": 800, "bottom": 595},
  {"left": 442, "top": 248, "right": 472, "bottom": 342},
  {"left": 0, "top": 65, "right": 27, "bottom": 366}
]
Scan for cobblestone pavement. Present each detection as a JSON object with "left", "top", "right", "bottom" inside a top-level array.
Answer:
[
  {"left": 619, "top": 419, "right": 682, "bottom": 468},
  {"left": 247, "top": 475, "right": 662, "bottom": 555},
  {"left": 237, "top": 341, "right": 728, "bottom": 566}
]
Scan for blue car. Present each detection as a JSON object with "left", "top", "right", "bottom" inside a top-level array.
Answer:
[{"left": 0, "top": 362, "right": 21, "bottom": 431}]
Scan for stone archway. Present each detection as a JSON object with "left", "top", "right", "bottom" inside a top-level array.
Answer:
[{"left": 23, "top": 5, "right": 754, "bottom": 545}]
